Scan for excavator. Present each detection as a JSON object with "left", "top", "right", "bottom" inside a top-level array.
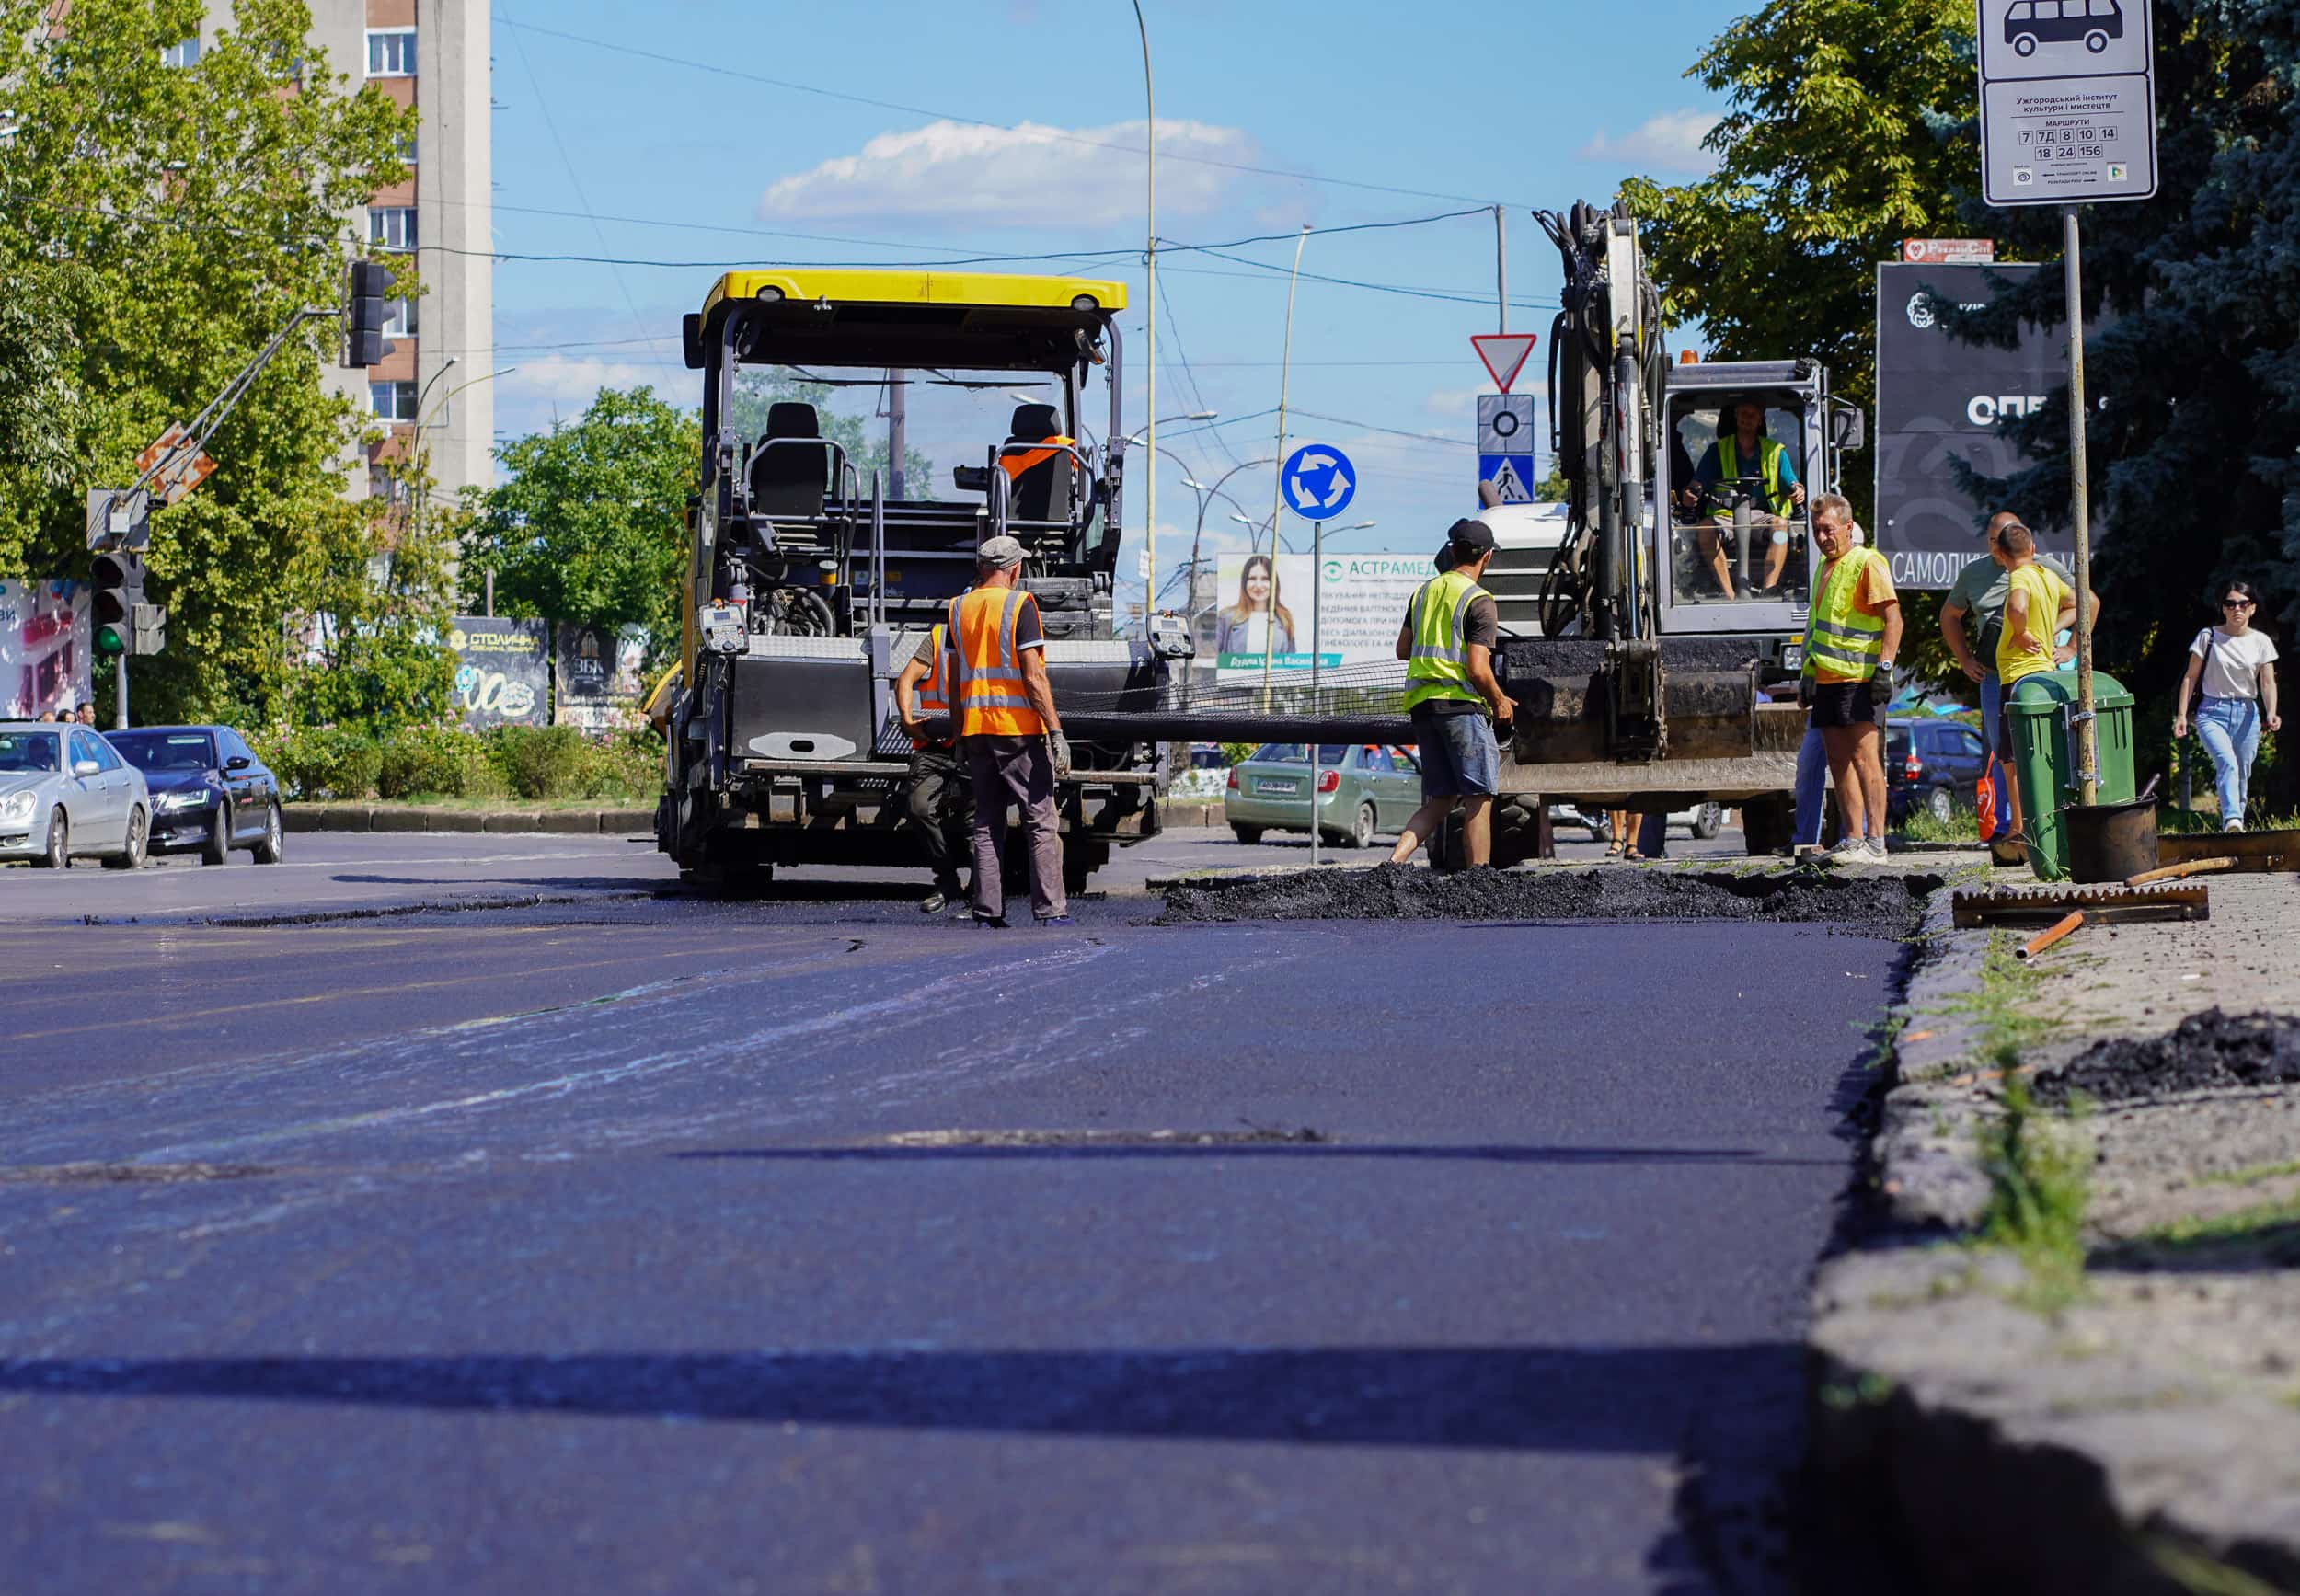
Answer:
[{"left": 1478, "top": 200, "right": 1868, "bottom": 856}]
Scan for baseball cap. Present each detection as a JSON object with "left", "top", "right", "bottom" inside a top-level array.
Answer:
[
  {"left": 1440, "top": 517, "right": 1495, "bottom": 562},
  {"left": 976, "top": 534, "right": 1027, "bottom": 570}
]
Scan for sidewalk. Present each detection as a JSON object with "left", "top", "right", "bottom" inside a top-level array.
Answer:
[{"left": 1813, "top": 865, "right": 2300, "bottom": 1593}]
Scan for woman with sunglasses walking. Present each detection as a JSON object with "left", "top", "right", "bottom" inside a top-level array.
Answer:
[{"left": 2172, "top": 580, "right": 2282, "bottom": 832}]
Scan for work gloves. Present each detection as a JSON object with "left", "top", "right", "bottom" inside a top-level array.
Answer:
[{"left": 1046, "top": 732, "right": 1073, "bottom": 783}]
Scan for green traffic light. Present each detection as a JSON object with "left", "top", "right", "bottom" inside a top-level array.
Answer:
[{"left": 96, "top": 625, "right": 127, "bottom": 657}]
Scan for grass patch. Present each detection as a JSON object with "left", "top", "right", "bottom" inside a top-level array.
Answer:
[
  {"left": 1974, "top": 1072, "right": 2093, "bottom": 1310},
  {"left": 2200, "top": 1158, "right": 2300, "bottom": 1189},
  {"left": 2133, "top": 1195, "right": 2300, "bottom": 1251},
  {"left": 1896, "top": 804, "right": 1981, "bottom": 846}
]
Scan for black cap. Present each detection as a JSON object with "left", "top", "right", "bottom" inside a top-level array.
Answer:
[{"left": 1443, "top": 517, "right": 1495, "bottom": 559}]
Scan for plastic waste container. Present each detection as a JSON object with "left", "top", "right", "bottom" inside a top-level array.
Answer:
[{"left": 2004, "top": 668, "right": 2136, "bottom": 881}]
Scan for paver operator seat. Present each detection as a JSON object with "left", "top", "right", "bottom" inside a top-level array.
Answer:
[
  {"left": 749, "top": 401, "right": 834, "bottom": 522},
  {"left": 1000, "top": 402, "right": 1080, "bottom": 535}
]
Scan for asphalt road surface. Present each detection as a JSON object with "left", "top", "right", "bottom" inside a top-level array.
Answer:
[{"left": 0, "top": 827, "right": 1892, "bottom": 1595}]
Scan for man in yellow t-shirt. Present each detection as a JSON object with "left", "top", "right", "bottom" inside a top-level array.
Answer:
[{"left": 1993, "top": 522, "right": 2077, "bottom": 840}]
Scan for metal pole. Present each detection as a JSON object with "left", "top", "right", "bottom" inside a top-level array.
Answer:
[
  {"left": 1260, "top": 224, "right": 1311, "bottom": 712},
  {"left": 1132, "top": 1, "right": 1156, "bottom": 639},
  {"left": 888, "top": 369, "right": 907, "bottom": 500},
  {"left": 2063, "top": 204, "right": 2099, "bottom": 806},
  {"left": 1494, "top": 205, "right": 1507, "bottom": 335},
  {"left": 485, "top": 569, "right": 495, "bottom": 618},
  {"left": 1308, "top": 518, "right": 1323, "bottom": 868},
  {"left": 115, "top": 655, "right": 127, "bottom": 731}
]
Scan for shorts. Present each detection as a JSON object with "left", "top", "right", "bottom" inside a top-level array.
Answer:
[
  {"left": 1807, "top": 679, "right": 1886, "bottom": 729},
  {"left": 1412, "top": 704, "right": 1500, "bottom": 798}
]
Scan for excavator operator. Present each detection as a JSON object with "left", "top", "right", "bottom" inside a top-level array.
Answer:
[{"left": 1694, "top": 396, "right": 1805, "bottom": 599}]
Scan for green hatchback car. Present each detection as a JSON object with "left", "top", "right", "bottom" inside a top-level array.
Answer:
[{"left": 1223, "top": 742, "right": 1425, "bottom": 848}]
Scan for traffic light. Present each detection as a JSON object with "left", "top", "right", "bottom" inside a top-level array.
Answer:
[
  {"left": 346, "top": 259, "right": 390, "bottom": 369},
  {"left": 132, "top": 601, "right": 167, "bottom": 658},
  {"left": 91, "top": 549, "right": 145, "bottom": 658}
]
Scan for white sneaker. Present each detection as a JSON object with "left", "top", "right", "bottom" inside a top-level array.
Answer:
[
  {"left": 2225, "top": 819, "right": 2246, "bottom": 832},
  {"left": 1864, "top": 837, "right": 1892, "bottom": 862},
  {"left": 1826, "top": 835, "right": 1868, "bottom": 859}
]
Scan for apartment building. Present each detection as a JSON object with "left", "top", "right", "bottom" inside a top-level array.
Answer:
[{"left": 306, "top": 0, "right": 494, "bottom": 504}]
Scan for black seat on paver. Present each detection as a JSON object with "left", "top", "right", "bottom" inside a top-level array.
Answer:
[
  {"left": 1004, "top": 403, "right": 1075, "bottom": 527},
  {"left": 750, "top": 402, "right": 832, "bottom": 521}
]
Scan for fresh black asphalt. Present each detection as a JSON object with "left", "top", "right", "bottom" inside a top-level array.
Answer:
[{"left": 0, "top": 836, "right": 1902, "bottom": 1593}]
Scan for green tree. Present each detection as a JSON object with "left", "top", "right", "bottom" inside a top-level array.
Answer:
[
  {"left": 461, "top": 386, "right": 696, "bottom": 656},
  {"left": 1952, "top": 0, "right": 2300, "bottom": 806},
  {"left": 1618, "top": 0, "right": 1983, "bottom": 530},
  {"left": 730, "top": 368, "right": 934, "bottom": 494},
  {"left": 0, "top": 0, "right": 418, "bottom": 725}
]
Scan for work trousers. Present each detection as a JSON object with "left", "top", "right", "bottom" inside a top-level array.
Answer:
[
  {"left": 963, "top": 734, "right": 1065, "bottom": 921},
  {"left": 2195, "top": 696, "right": 2261, "bottom": 827},
  {"left": 1978, "top": 672, "right": 2014, "bottom": 836},
  {"left": 906, "top": 745, "right": 973, "bottom": 892}
]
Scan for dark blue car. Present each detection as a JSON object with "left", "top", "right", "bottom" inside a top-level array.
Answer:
[{"left": 105, "top": 725, "right": 283, "bottom": 866}]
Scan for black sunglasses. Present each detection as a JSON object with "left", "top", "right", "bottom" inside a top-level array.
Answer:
[{"left": 2223, "top": 598, "right": 2255, "bottom": 609}]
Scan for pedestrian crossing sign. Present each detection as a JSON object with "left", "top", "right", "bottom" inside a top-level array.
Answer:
[{"left": 1478, "top": 454, "right": 1538, "bottom": 504}]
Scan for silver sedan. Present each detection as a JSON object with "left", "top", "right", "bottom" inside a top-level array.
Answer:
[{"left": 0, "top": 723, "right": 151, "bottom": 869}]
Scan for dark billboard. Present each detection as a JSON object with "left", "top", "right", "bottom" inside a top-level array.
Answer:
[
  {"left": 1874, "top": 261, "right": 2074, "bottom": 590},
  {"left": 450, "top": 616, "right": 551, "bottom": 729}
]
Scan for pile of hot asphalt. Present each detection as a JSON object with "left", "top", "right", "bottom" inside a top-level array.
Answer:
[{"left": 1156, "top": 861, "right": 1938, "bottom": 939}]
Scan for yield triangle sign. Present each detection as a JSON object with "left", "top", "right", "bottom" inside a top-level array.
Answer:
[{"left": 1471, "top": 333, "right": 1538, "bottom": 394}]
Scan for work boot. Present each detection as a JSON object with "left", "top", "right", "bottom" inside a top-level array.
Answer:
[
  {"left": 919, "top": 878, "right": 966, "bottom": 914},
  {"left": 972, "top": 913, "right": 1010, "bottom": 929},
  {"left": 1037, "top": 915, "right": 1075, "bottom": 927}
]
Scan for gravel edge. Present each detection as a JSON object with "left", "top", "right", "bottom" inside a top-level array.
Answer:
[
  {"left": 1810, "top": 878, "right": 2300, "bottom": 1594},
  {"left": 282, "top": 804, "right": 655, "bottom": 836}
]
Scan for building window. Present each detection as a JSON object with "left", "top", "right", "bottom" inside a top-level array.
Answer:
[
  {"left": 368, "top": 206, "right": 416, "bottom": 252},
  {"left": 382, "top": 297, "right": 417, "bottom": 338},
  {"left": 367, "top": 465, "right": 408, "bottom": 504},
  {"left": 370, "top": 381, "right": 419, "bottom": 422},
  {"left": 365, "top": 29, "right": 415, "bottom": 78},
  {"left": 161, "top": 38, "right": 201, "bottom": 68},
  {"left": 395, "top": 132, "right": 417, "bottom": 166}
]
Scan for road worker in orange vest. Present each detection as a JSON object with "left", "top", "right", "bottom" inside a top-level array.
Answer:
[
  {"left": 944, "top": 534, "right": 1072, "bottom": 927},
  {"left": 895, "top": 613, "right": 975, "bottom": 915}
]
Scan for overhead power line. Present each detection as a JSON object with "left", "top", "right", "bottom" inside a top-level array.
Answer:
[{"left": 498, "top": 17, "right": 1534, "bottom": 209}]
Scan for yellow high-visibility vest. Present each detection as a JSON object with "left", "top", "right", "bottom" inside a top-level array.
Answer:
[
  {"left": 1804, "top": 546, "right": 1889, "bottom": 683},
  {"left": 1403, "top": 569, "right": 1490, "bottom": 712}
]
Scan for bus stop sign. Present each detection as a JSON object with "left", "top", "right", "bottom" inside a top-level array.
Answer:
[{"left": 1978, "top": 0, "right": 2156, "bottom": 207}]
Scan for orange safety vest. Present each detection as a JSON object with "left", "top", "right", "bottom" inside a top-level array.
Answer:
[
  {"left": 914, "top": 623, "right": 954, "bottom": 746},
  {"left": 946, "top": 587, "right": 1045, "bottom": 739},
  {"left": 999, "top": 434, "right": 1075, "bottom": 480}
]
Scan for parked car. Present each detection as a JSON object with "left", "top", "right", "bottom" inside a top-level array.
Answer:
[
  {"left": 105, "top": 725, "right": 283, "bottom": 865},
  {"left": 1225, "top": 742, "right": 1425, "bottom": 847},
  {"left": 0, "top": 722, "right": 150, "bottom": 868},
  {"left": 1886, "top": 716, "right": 1989, "bottom": 827}
]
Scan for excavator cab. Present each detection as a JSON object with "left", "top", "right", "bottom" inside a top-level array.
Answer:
[{"left": 1655, "top": 365, "right": 1828, "bottom": 641}]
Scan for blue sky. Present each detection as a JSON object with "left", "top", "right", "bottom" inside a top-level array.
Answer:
[{"left": 482, "top": 0, "right": 1737, "bottom": 605}]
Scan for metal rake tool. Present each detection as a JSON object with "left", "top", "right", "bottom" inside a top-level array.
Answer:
[{"left": 1950, "top": 879, "right": 2211, "bottom": 930}]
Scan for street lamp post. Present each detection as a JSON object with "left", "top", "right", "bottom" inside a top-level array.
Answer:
[
  {"left": 1121, "top": 409, "right": 1214, "bottom": 630},
  {"left": 410, "top": 364, "right": 516, "bottom": 608}
]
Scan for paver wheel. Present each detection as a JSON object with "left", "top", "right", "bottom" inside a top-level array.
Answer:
[
  {"left": 253, "top": 801, "right": 284, "bottom": 864},
  {"left": 33, "top": 812, "right": 66, "bottom": 869},
  {"left": 102, "top": 806, "right": 147, "bottom": 869},
  {"left": 201, "top": 799, "right": 232, "bottom": 866}
]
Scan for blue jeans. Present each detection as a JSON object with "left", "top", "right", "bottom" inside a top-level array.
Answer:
[
  {"left": 1978, "top": 672, "right": 2013, "bottom": 835},
  {"left": 1792, "top": 725, "right": 1828, "bottom": 847},
  {"left": 2194, "top": 696, "right": 2261, "bottom": 826}
]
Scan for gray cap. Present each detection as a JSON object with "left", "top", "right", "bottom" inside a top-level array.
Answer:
[{"left": 977, "top": 534, "right": 1027, "bottom": 570}]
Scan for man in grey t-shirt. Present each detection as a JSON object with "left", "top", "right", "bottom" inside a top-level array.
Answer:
[{"left": 1940, "top": 512, "right": 2099, "bottom": 836}]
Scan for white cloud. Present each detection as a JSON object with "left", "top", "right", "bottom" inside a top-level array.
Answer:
[
  {"left": 757, "top": 118, "right": 1257, "bottom": 228},
  {"left": 497, "top": 352, "right": 675, "bottom": 414},
  {"left": 1577, "top": 109, "right": 1720, "bottom": 175},
  {"left": 1421, "top": 387, "right": 1484, "bottom": 421}
]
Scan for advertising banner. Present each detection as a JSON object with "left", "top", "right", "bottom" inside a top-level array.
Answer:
[
  {"left": 449, "top": 616, "right": 551, "bottom": 729},
  {"left": 0, "top": 580, "right": 92, "bottom": 719},
  {"left": 1874, "top": 261, "right": 2088, "bottom": 590},
  {"left": 553, "top": 622, "right": 648, "bottom": 732},
  {"left": 1203, "top": 552, "right": 1431, "bottom": 683}
]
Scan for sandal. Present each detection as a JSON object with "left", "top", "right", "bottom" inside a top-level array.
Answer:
[
  {"left": 1623, "top": 847, "right": 1646, "bottom": 862},
  {"left": 1605, "top": 839, "right": 1625, "bottom": 857}
]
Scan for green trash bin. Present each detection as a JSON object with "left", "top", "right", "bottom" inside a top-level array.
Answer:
[{"left": 2004, "top": 668, "right": 2136, "bottom": 881}]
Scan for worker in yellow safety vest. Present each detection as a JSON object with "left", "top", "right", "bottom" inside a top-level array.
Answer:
[
  {"left": 1387, "top": 518, "right": 1517, "bottom": 870},
  {"left": 1800, "top": 492, "right": 1903, "bottom": 860},
  {"left": 1693, "top": 396, "right": 1807, "bottom": 598},
  {"left": 895, "top": 615, "right": 975, "bottom": 915},
  {"left": 943, "top": 534, "right": 1072, "bottom": 927}
]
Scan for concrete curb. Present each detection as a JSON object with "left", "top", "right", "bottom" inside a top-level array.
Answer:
[
  {"left": 1810, "top": 878, "right": 2300, "bottom": 1594},
  {"left": 282, "top": 805, "right": 654, "bottom": 836}
]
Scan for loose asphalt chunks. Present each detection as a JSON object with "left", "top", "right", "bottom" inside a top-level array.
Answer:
[
  {"left": 1158, "top": 861, "right": 1941, "bottom": 939},
  {"left": 2033, "top": 1006, "right": 2300, "bottom": 1107}
]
